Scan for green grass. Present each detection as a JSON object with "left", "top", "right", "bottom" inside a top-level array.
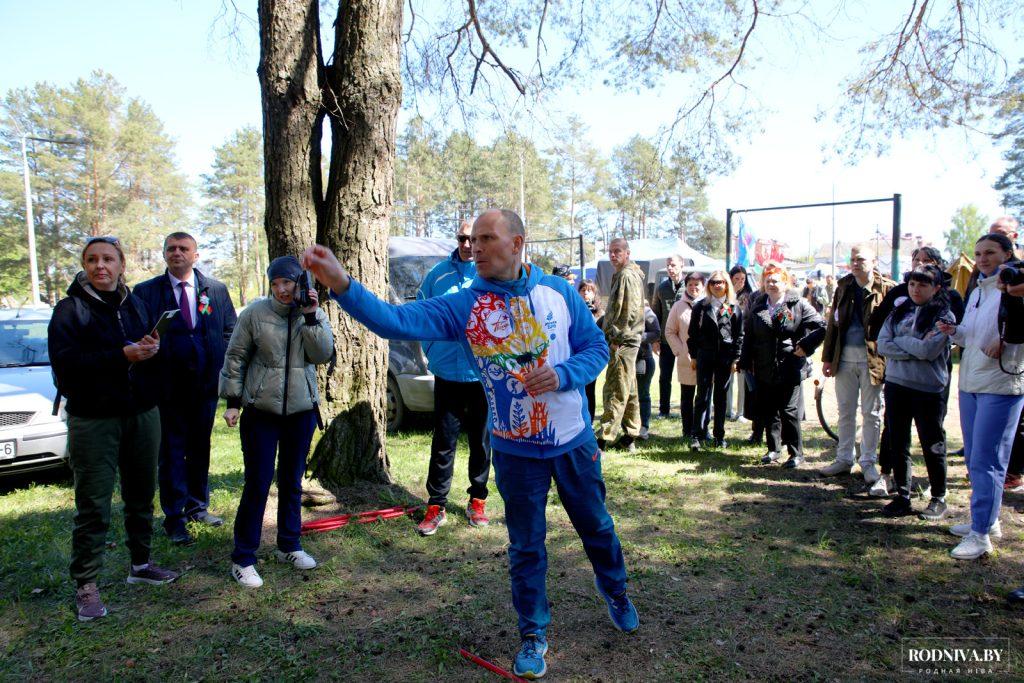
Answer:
[{"left": 2, "top": 378, "right": 1024, "bottom": 680}]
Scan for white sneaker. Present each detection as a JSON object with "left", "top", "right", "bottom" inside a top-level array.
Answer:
[
  {"left": 860, "top": 463, "right": 881, "bottom": 485},
  {"left": 275, "top": 549, "right": 318, "bottom": 570},
  {"left": 950, "top": 519, "right": 1002, "bottom": 539},
  {"left": 868, "top": 474, "right": 892, "bottom": 498},
  {"left": 950, "top": 531, "right": 993, "bottom": 560},
  {"left": 638, "top": 427, "right": 649, "bottom": 440},
  {"left": 231, "top": 563, "right": 264, "bottom": 588},
  {"left": 818, "top": 460, "right": 854, "bottom": 477}
]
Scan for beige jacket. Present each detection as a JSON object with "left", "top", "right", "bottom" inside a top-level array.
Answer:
[{"left": 664, "top": 293, "right": 701, "bottom": 385}]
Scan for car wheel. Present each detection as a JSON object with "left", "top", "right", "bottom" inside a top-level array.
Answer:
[{"left": 386, "top": 375, "right": 406, "bottom": 433}]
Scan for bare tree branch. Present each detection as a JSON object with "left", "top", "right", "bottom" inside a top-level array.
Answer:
[
  {"left": 466, "top": 0, "right": 526, "bottom": 95},
  {"left": 671, "top": 0, "right": 758, "bottom": 125}
]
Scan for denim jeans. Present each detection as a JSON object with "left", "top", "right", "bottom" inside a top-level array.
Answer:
[
  {"left": 960, "top": 392, "right": 1024, "bottom": 534},
  {"left": 232, "top": 408, "right": 317, "bottom": 567}
]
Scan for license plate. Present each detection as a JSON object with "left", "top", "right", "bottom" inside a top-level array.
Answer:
[{"left": 0, "top": 441, "right": 14, "bottom": 461}]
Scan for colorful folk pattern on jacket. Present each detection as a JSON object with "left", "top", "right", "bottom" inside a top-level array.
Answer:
[{"left": 465, "top": 291, "right": 562, "bottom": 444}]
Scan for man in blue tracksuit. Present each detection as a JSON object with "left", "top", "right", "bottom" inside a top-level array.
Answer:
[
  {"left": 415, "top": 219, "right": 491, "bottom": 536},
  {"left": 303, "top": 209, "right": 638, "bottom": 680}
]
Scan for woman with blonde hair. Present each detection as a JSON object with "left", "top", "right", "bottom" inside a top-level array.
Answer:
[
  {"left": 48, "top": 236, "right": 178, "bottom": 621},
  {"left": 687, "top": 270, "right": 743, "bottom": 449},
  {"left": 738, "top": 263, "right": 826, "bottom": 468}
]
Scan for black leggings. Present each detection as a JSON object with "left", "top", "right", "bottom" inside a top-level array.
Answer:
[{"left": 883, "top": 382, "right": 946, "bottom": 499}]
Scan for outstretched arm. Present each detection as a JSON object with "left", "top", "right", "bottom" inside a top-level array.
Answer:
[{"left": 303, "top": 245, "right": 460, "bottom": 342}]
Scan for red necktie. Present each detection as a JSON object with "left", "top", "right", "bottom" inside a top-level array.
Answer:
[{"left": 178, "top": 282, "right": 193, "bottom": 329}]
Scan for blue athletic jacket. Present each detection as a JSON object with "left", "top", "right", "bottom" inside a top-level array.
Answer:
[
  {"left": 416, "top": 249, "right": 478, "bottom": 383},
  {"left": 333, "top": 264, "right": 608, "bottom": 458}
]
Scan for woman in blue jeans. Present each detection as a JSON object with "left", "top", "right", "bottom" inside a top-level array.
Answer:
[
  {"left": 219, "top": 256, "right": 335, "bottom": 587},
  {"left": 937, "top": 233, "right": 1024, "bottom": 560}
]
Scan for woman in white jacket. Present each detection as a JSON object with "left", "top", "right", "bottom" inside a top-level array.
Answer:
[
  {"left": 937, "top": 233, "right": 1024, "bottom": 560},
  {"left": 665, "top": 273, "right": 706, "bottom": 439}
]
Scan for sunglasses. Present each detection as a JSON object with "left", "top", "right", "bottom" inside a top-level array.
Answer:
[
  {"left": 708, "top": 280, "right": 726, "bottom": 285},
  {"left": 86, "top": 235, "right": 120, "bottom": 247},
  {"left": 456, "top": 235, "right": 472, "bottom": 243}
]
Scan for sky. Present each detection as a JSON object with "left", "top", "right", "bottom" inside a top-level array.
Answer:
[{"left": 0, "top": 0, "right": 1019, "bottom": 261}]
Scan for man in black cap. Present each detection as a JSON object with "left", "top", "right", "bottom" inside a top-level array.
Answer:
[{"left": 134, "top": 232, "right": 236, "bottom": 545}]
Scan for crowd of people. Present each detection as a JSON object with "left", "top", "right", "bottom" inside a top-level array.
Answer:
[{"left": 44, "top": 210, "right": 1024, "bottom": 679}]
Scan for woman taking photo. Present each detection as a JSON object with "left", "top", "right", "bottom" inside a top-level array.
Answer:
[
  {"left": 220, "top": 256, "right": 335, "bottom": 587},
  {"left": 687, "top": 271, "right": 743, "bottom": 449},
  {"left": 937, "top": 233, "right": 1024, "bottom": 560},
  {"left": 48, "top": 236, "right": 178, "bottom": 622},
  {"left": 875, "top": 265, "right": 952, "bottom": 520},
  {"left": 738, "top": 264, "right": 825, "bottom": 468},
  {"left": 665, "top": 273, "right": 705, "bottom": 439}
]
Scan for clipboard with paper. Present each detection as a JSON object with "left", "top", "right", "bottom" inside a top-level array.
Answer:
[{"left": 150, "top": 309, "right": 179, "bottom": 337}]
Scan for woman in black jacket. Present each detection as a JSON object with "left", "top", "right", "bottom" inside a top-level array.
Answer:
[
  {"left": 48, "top": 236, "right": 177, "bottom": 622},
  {"left": 738, "top": 264, "right": 826, "bottom": 469},
  {"left": 687, "top": 271, "right": 744, "bottom": 449}
]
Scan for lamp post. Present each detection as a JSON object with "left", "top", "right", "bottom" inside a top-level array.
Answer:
[{"left": 19, "top": 134, "right": 88, "bottom": 305}]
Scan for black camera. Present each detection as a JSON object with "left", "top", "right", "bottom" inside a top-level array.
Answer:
[
  {"left": 999, "top": 264, "right": 1024, "bottom": 287},
  {"left": 294, "top": 271, "right": 314, "bottom": 308},
  {"left": 999, "top": 261, "right": 1024, "bottom": 345}
]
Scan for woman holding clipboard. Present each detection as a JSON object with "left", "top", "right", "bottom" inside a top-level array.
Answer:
[{"left": 48, "top": 236, "right": 179, "bottom": 623}]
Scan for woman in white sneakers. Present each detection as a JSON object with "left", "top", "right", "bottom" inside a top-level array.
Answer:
[
  {"left": 937, "top": 233, "right": 1024, "bottom": 560},
  {"left": 220, "top": 256, "right": 335, "bottom": 586}
]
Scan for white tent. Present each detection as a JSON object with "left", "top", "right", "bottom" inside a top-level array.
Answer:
[
  {"left": 595, "top": 237, "right": 725, "bottom": 295},
  {"left": 621, "top": 237, "right": 724, "bottom": 271}
]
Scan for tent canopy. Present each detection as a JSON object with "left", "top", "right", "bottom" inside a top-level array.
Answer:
[
  {"left": 947, "top": 252, "right": 975, "bottom": 298},
  {"left": 594, "top": 237, "right": 725, "bottom": 298}
]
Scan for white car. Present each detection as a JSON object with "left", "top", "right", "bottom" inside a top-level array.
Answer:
[{"left": 0, "top": 307, "right": 68, "bottom": 477}]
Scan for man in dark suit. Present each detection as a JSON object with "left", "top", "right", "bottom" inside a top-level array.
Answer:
[{"left": 134, "top": 232, "right": 237, "bottom": 545}]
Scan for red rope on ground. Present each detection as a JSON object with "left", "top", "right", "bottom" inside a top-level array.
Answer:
[
  {"left": 300, "top": 505, "right": 420, "bottom": 535},
  {"left": 458, "top": 648, "right": 528, "bottom": 682}
]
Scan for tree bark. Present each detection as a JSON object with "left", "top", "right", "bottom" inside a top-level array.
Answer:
[
  {"left": 310, "top": 0, "right": 403, "bottom": 487},
  {"left": 258, "top": 0, "right": 322, "bottom": 260}
]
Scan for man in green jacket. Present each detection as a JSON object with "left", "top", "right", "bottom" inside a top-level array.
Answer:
[{"left": 598, "top": 238, "right": 646, "bottom": 450}]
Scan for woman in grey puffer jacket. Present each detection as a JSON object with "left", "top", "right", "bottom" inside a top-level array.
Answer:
[{"left": 220, "top": 255, "right": 334, "bottom": 588}]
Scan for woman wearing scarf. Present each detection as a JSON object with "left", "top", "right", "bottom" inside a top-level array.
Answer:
[
  {"left": 687, "top": 271, "right": 743, "bottom": 449},
  {"left": 738, "top": 264, "right": 825, "bottom": 468}
]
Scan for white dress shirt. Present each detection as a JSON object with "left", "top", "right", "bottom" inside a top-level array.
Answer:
[{"left": 168, "top": 271, "right": 197, "bottom": 329}]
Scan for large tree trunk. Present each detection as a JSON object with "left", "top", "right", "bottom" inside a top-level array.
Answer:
[
  {"left": 258, "top": 0, "right": 322, "bottom": 259},
  {"left": 311, "top": 0, "right": 402, "bottom": 486},
  {"left": 259, "top": 0, "right": 401, "bottom": 490}
]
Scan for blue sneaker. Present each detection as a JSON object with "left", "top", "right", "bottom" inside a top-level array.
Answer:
[
  {"left": 513, "top": 634, "right": 548, "bottom": 679},
  {"left": 595, "top": 577, "right": 639, "bottom": 633}
]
